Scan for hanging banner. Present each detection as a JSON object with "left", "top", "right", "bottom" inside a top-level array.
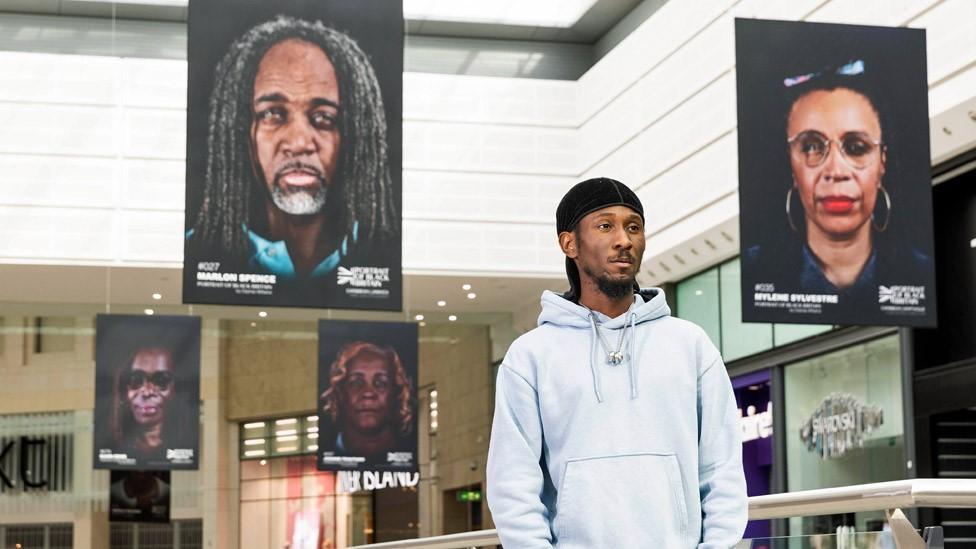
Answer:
[
  {"left": 317, "top": 321, "right": 418, "bottom": 472},
  {"left": 183, "top": 0, "right": 403, "bottom": 311},
  {"left": 94, "top": 315, "right": 200, "bottom": 470},
  {"left": 735, "top": 19, "right": 937, "bottom": 327},
  {"left": 109, "top": 470, "right": 172, "bottom": 523}
]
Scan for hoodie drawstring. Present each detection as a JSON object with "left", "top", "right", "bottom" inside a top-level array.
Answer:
[
  {"left": 588, "top": 312, "right": 640, "bottom": 402},
  {"left": 587, "top": 313, "right": 605, "bottom": 403},
  {"left": 629, "top": 312, "right": 638, "bottom": 399}
]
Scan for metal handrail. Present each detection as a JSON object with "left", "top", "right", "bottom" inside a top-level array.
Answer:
[
  {"left": 749, "top": 478, "right": 976, "bottom": 520},
  {"left": 348, "top": 478, "right": 976, "bottom": 549}
]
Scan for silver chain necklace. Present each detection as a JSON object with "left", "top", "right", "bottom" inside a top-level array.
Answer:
[{"left": 587, "top": 312, "right": 629, "bottom": 366}]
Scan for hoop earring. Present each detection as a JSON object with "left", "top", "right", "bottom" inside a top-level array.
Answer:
[
  {"left": 872, "top": 185, "right": 892, "bottom": 232},
  {"left": 785, "top": 187, "right": 800, "bottom": 232}
]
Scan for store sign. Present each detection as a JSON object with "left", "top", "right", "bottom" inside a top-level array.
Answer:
[
  {"left": 0, "top": 437, "right": 48, "bottom": 490},
  {"left": 739, "top": 402, "right": 773, "bottom": 443},
  {"left": 800, "top": 393, "right": 884, "bottom": 459},
  {"left": 336, "top": 470, "right": 419, "bottom": 493},
  {"left": 457, "top": 490, "right": 481, "bottom": 502}
]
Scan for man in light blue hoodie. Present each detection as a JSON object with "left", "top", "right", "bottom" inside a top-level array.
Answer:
[{"left": 487, "top": 177, "right": 747, "bottom": 548}]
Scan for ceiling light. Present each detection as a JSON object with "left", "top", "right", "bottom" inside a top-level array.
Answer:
[
  {"left": 144, "top": 309, "right": 154, "bottom": 315},
  {"left": 695, "top": 290, "right": 703, "bottom": 296},
  {"left": 307, "top": 415, "right": 318, "bottom": 422},
  {"left": 151, "top": 293, "right": 162, "bottom": 300},
  {"left": 244, "top": 422, "right": 265, "bottom": 429},
  {"left": 250, "top": 322, "right": 257, "bottom": 327},
  {"left": 259, "top": 459, "right": 267, "bottom": 465},
  {"left": 275, "top": 418, "right": 297, "bottom": 425},
  {"left": 419, "top": 321, "right": 427, "bottom": 327},
  {"left": 414, "top": 314, "right": 424, "bottom": 321},
  {"left": 467, "top": 293, "right": 476, "bottom": 299},
  {"left": 448, "top": 315, "right": 458, "bottom": 322},
  {"left": 971, "top": 237, "right": 976, "bottom": 249},
  {"left": 437, "top": 300, "right": 446, "bottom": 307},
  {"left": 462, "top": 284, "right": 471, "bottom": 291},
  {"left": 258, "top": 311, "right": 268, "bottom": 318}
]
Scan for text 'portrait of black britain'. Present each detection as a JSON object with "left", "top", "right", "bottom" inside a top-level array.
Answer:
[{"left": 187, "top": 16, "right": 398, "bottom": 284}]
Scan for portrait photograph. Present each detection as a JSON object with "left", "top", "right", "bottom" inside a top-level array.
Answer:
[
  {"left": 183, "top": 0, "right": 403, "bottom": 311},
  {"left": 317, "top": 320, "right": 418, "bottom": 472},
  {"left": 94, "top": 314, "right": 201, "bottom": 470},
  {"left": 109, "top": 470, "right": 172, "bottom": 523},
  {"left": 735, "top": 19, "right": 937, "bottom": 327}
]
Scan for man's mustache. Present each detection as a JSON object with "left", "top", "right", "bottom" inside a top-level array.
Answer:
[{"left": 273, "top": 160, "right": 328, "bottom": 187}]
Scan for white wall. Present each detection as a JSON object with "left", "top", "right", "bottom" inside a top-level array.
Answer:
[{"left": 0, "top": 0, "right": 973, "bottom": 284}]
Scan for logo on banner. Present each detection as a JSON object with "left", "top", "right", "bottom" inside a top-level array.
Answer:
[
  {"left": 878, "top": 285, "right": 925, "bottom": 305},
  {"left": 338, "top": 266, "right": 391, "bottom": 298},
  {"left": 799, "top": 392, "right": 883, "bottom": 459}
]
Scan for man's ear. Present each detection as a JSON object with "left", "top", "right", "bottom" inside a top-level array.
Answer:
[{"left": 559, "top": 231, "right": 578, "bottom": 259}]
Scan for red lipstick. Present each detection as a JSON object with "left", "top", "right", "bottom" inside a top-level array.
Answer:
[{"left": 820, "top": 196, "right": 856, "bottom": 214}]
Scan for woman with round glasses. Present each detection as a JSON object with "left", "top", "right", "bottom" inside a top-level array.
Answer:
[
  {"left": 746, "top": 66, "right": 930, "bottom": 310},
  {"left": 108, "top": 346, "right": 192, "bottom": 461}
]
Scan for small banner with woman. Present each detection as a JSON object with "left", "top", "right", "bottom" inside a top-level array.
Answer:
[
  {"left": 735, "top": 19, "right": 937, "bottom": 327},
  {"left": 94, "top": 315, "right": 201, "bottom": 470},
  {"left": 317, "top": 320, "right": 418, "bottom": 472}
]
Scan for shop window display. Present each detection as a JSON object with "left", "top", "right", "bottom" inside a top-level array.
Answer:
[
  {"left": 784, "top": 335, "right": 904, "bottom": 537},
  {"left": 240, "top": 455, "right": 373, "bottom": 548}
]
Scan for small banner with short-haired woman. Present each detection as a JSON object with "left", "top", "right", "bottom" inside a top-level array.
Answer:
[{"left": 317, "top": 320, "right": 418, "bottom": 472}]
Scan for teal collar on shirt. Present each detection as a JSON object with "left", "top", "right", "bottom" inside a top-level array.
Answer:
[{"left": 246, "top": 221, "right": 358, "bottom": 280}]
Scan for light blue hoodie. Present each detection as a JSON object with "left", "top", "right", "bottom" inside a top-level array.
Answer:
[{"left": 487, "top": 289, "right": 747, "bottom": 548}]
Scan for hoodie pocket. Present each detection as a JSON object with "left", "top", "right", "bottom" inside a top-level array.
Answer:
[{"left": 554, "top": 452, "right": 688, "bottom": 546}]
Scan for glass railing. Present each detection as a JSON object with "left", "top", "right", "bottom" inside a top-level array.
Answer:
[{"left": 348, "top": 478, "right": 973, "bottom": 548}]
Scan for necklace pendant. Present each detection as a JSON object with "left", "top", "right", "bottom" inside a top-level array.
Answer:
[{"left": 608, "top": 351, "right": 624, "bottom": 366}]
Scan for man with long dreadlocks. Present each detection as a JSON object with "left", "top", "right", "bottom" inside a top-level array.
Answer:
[{"left": 187, "top": 16, "right": 397, "bottom": 302}]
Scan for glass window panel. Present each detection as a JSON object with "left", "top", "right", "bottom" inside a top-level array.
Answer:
[
  {"left": 676, "top": 266, "right": 721, "bottom": 350},
  {"left": 35, "top": 316, "right": 75, "bottom": 353},
  {"left": 719, "top": 258, "right": 773, "bottom": 361},
  {"left": 784, "top": 334, "right": 903, "bottom": 536},
  {"left": 773, "top": 322, "right": 833, "bottom": 347}
]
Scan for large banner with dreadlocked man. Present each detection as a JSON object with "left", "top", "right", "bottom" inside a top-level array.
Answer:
[{"left": 184, "top": 0, "right": 403, "bottom": 310}]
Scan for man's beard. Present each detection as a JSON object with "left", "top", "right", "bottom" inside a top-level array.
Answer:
[
  {"left": 581, "top": 263, "right": 635, "bottom": 299},
  {"left": 269, "top": 161, "right": 329, "bottom": 215}
]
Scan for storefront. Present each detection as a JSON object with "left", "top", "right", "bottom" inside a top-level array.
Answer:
[
  {"left": 732, "top": 370, "right": 773, "bottom": 540},
  {"left": 678, "top": 260, "right": 912, "bottom": 539},
  {"left": 783, "top": 334, "right": 905, "bottom": 535}
]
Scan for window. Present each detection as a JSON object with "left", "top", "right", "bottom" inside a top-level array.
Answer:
[
  {"left": 33, "top": 317, "right": 75, "bottom": 353},
  {"left": 110, "top": 519, "right": 202, "bottom": 549},
  {"left": 675, "top": 257, "right": 835, "bottom": 362},
  {"left": 784, "top": 335, "right": 903, "bottom": 534},
  {"left": 239, "top": 415, "right": 319, "bottom": 460},
  {"left": 675, "top": 268, "right": 720, "bottom": 349}
]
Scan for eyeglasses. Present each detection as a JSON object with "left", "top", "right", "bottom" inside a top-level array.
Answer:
[
  {"left": 787, "top": 131, "right": 883, "bottom": 170},
  {"left": 125, "top": 371, "right": 174, "bottom": 391}
]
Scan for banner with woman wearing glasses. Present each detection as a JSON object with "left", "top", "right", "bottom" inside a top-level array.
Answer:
[
  {"left": 94, "top": 315, "right": 201, "bottom": 470},
  {"left": 735, "top": 19, "right": 937, "bottom": 327}
]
